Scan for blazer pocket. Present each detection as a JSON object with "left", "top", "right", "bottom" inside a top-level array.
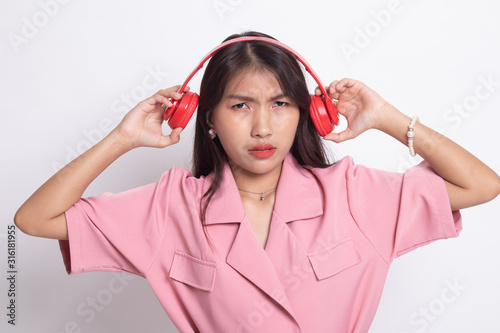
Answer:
[
  {"left": 307, "top": 237, "right": 361, "bottom": 281},
  {"left": 169, "top": 251, "right": 217, "bottom": 291}
]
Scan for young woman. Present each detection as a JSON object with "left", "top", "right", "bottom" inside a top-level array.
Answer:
[{"left": 14, "top": 31, "right": 500, "bottom": 332}]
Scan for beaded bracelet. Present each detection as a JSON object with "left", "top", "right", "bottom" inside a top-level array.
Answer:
[{"left": 407, "top": 116, "right": 419, "bottom": 157}]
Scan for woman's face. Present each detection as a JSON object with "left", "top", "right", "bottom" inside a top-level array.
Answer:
[{"left": 210, "top": 69, "right": 300, "bottom": 178}]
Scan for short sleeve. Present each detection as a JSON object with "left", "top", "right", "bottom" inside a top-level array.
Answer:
[
  {"left": 346, "top": 159, "right": 462, "bottom": 264},
  {"left": 59, "top": 168, "right": 185, "bottom": 277}
]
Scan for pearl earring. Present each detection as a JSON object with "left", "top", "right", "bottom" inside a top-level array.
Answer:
[{"left": 208, "top": 128, "right": 216, "bottom": 139}]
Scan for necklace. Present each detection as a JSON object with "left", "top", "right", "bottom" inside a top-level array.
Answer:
[{"left": 237, "top": 186, "right": 277, "bottom": 201}]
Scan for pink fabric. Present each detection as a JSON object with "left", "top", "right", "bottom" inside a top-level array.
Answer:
[{"left": 59, "top": 154, "right": 462, "bottom": 333}]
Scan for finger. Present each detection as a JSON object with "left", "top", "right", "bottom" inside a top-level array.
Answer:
[
  {"left": 157, "top": 127, "right": 182, "bottom": 148},
  {"left": 139, "top": 95, "right": 165, "bottom": 110},
  {"left": 335, "top": 78, "right": 357, "bottom": 92},
  {"left": 171, "top": 85, "right": 190, "bottom": 96},
  {"left": 168, "top": 127, "right": 182, "bottom": 144},
  {"left": 327, "top": 80, "right": 340, "bottom": 98},
  {"left": 338, "top": 78, "right": 357, "bottom": 88},
  {"left": 327, "top": 80, "right": 347, "bottom": 99},
  {"left": 155, "top": 85, "right": 188, "bottom": 101},
  {"left": 323, "top": 128, "right": 357, "bottom": 143},
  {"left": 328, "top": 85, "right": 342, "bottom": 100},
  {"left": 140, "top": 93, "right": 178, "bottom": 115},
  {"left": 149, "top": 94, "right": 175, "bottom": 109},
  {"left": 329, "top": 78, "right": 358, "bottom": 100},
  {"left": 315, "top": 84, "right": 335, "bottom": 96},
  {"left": 156, "top": 87, "right": 183, "bottom": 101}
]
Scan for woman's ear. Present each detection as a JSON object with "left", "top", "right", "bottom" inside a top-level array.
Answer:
[{"left": 206, "top": 111, "right": 214, "bottom": 129}]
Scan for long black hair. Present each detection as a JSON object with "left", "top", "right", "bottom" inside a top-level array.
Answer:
[{"left": 192, "top": 31, "right": 332, "bottom": 222}]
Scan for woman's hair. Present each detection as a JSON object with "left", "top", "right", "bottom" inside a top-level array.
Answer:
[{"left": 193, "top": 31, "right": 332, "bottom": 222}]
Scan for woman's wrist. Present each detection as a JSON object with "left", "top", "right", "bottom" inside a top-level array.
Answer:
[
  {"left": 374, "top": 103, "right": 411, "bottom": 141},
  {"left": 106, "top": 127, "right": 137, "bottom": 155}
]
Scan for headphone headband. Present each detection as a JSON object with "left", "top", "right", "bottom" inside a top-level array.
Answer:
[
  {"left": 165, "top": 35, "right": 339, "bottom": 135},
  {"left": 177, "top": 36, "right": 330, "bottom": 100}
]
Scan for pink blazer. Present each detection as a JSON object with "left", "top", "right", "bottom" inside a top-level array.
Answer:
[{"left": 59, "top": 154, "right": 461, "bottom": 332}]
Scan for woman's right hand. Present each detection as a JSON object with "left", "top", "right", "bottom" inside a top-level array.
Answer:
[
  {"left": 14, "top": 85, "right": 192, "bottom": 240},
  {"left": 114, "top": 85, "right": 190, "bottom": 150}
]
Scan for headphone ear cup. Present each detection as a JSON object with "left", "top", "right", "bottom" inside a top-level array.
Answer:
[
  {"left": 164, "top": 98, "right": 179, "bottom": 122},
  {"left": 309, "top": 95, "right": 338, "bottom": 136},
  {"left": 324, "top": 96, "right": 339, "bottom": 127},
  {"left": 167, "top": 92, "right": 199, "bottom": 129}
]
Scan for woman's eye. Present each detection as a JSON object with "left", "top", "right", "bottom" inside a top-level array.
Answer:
[
  {"left": 232, "top": 103, "right": 248, "bottom": 109},
  {"left": 274, "top": 101, "right": 288, "bottom": 107}
]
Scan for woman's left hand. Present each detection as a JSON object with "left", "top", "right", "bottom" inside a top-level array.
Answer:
[
  {"left": 318, "top": 79, "right": 500, "bottom": 210},
  {"left": 317, "top": 78, "right": 390, "bottom": 142}
]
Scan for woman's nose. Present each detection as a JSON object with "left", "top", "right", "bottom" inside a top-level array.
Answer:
[{"left": 250, "top": 108, "right": 273, "bottom": 138}]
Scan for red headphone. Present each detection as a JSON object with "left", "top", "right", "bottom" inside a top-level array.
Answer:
[{"left": 164, "top": 36, "right": 339, "bottom": 136}]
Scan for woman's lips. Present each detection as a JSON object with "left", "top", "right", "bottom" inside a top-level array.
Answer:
[{"left": 248, "top": 144, "right": 276, "bottom": 158}]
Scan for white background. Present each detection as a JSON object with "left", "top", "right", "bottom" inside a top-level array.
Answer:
[{"left": 1, "top": 0, "right": 499, "bottom": 332}]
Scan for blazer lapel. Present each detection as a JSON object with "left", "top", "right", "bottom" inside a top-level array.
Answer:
[
  {"left": 273, "top": 154, "right": 324, "bottom": 223},
  {"left": 226, "top": 217, "right": 299, "bottom": 322},
  {"left": 202, "top": 154, "right": 324, "bottom": 326},
  {"left": 264, "top": 213, "right": 308, "bottom": 291},
  {"left": 265, "top": 154, "right": 324, "bottom": 290},
  {"left": 203, "top": 162, "right": 299, "bottom": 322}
]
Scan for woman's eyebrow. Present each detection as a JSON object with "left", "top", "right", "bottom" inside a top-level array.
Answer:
[{"left": 225, "top": 93, "right": 289, "bottom": 102}]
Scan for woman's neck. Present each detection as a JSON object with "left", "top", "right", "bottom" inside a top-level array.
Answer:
[{"left": 229, "top": 162, "right": 283, "bottom": 195}]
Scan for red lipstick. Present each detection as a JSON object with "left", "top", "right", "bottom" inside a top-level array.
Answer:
[{"left": 248, "top": 144, "right": 276, "bottom": 158}]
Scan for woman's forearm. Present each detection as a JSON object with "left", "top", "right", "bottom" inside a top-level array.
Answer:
[
  {"left": 377, "top": 105, "right": 500, "bottom": 210},
  {"left": 14, "top": 87, "right": 183, "bottom": 239},
  {"left": 14, "top": 129, "right": 131, "bottom": 238}
]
